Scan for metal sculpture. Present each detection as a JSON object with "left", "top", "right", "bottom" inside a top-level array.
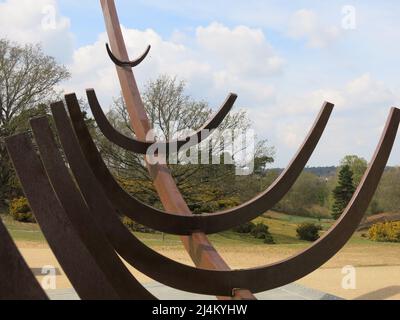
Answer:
[
  {"left": 66, "top": 93, "right": 333, "bottom": 235},
  {"left": 4, "top": 103, "right": 399, "bottom": 299},
  {"left": 1, "top": 0, "right": 399, "bottom": 301}
]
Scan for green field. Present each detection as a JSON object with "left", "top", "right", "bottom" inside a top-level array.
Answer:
[
  {"left": 0, "top": 210, "right": 374, "bottom": 247},
  {"left": 1, "top": 214, "right": 46, "bottom": 243}
]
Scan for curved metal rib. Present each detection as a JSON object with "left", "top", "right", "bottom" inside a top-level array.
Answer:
[
  {"left": 5, "top": 133, "right": 155, "bottom": 300},
  {"left": 87, "top": 89, "right": 237, "bottom": 155},
  {"left": 65, "top": 93, "right": 333, "bottom": 235},
  {"left": 30, "top": 112, "right": 155, "bottom": 300},
  {"left": 29, "top": 115, "right": 228, "bottom": 295},
  {"left": 106, "top": 43, "right": 151, "bottom": 68},
  {"left": 0, "top": 219, "right": 48, "bottom": 300},
  {"left": 56, "top": 97, "right": 400, "bottom": 294}
]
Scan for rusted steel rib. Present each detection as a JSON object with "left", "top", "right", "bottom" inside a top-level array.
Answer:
[
  {"left": 106, "top": 43, "right": 151, "bottom": 68},
  {"left": 38, "top": 107, "right": 226, "bottom": 295},
  {"left": 65, "top": 93, "right": 333, "bottom": 235},
  {"left": 87, "top": 89, "right": 237, "bottom": 155},
  {"left": 5, "top": 133, "right": 154, "bottom": 300},
  {"left": 56, "top": 104, "right": 400, "bottom": 293},
  {"left": 0, "top": 219, "right": 48, "bottom": 300},
  {"left": 30, "top": 112, "right": 155, "bottom": 300},
  {"left": 56, "top": 94, "right": 400, "bottom": 293}
]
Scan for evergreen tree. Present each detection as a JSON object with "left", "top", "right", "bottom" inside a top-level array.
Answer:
[{"left": 331, "top": 165, "right": 355, "bottom": 220}]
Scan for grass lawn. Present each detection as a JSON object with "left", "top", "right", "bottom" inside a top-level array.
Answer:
[
  {"left": 4, "top": 208, "right": 397, "bottom": 270},
  {"left": 1, "top": 213, "right": 46, "bottom": 243},
  {"left": 0, "top": 210, "right": 380, "bottom": 248}
]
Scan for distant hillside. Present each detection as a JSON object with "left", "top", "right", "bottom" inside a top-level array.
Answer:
[
  {"left": 268, "top": 166, "right": 337, "bottom": 178},
  {"left": 305, "top": 166, "right": 396, "bottom": 178},
  {"left": 269, "top": 166, "right": 395, "bottom": 178},
  {"left": 358, "top": 212, "right": 400, "bottom": 231},
  {"left": 304, "top": 166, "right": 337, "bottom": 178}
]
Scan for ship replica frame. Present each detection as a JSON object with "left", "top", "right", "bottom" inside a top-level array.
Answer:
[{"left": 1, "top": 0, "right": 399, "bottom": 300}]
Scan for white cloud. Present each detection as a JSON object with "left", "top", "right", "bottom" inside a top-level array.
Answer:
[
  {"left": 260, "top": 72, "right": 400, "bottom": 167},
  {"left": 346, "top": 73, "right": 395, "bottom": 108},
  {"left": 196, "top": 23, "right": 284, "bottom": 77},
  {"left": 64, "top": 22, "right": 282, "bottom": 111},
  {"left": 64, "top": 26, "right": 212, "bottom": 105},
  {"left": 269, "top": 73, "right": 396, "bottom": 120},
  {"left": 287, "top": 9, "right": 341, "bottom": 48},
  {"left": 0, "top": 0, "right": 74, "bottom": 62}
]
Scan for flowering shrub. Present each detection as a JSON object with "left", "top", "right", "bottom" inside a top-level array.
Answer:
[
  {"left": 9, "top": 197, "right": 35, "bottom": 223},
  {"left": 368, "top": 222, "right": 400, "bottom": 243}
]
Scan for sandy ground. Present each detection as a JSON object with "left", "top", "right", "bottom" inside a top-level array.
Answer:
[
  {"left": 17, "top": 241, "right": 400, "bottom": 300},
  {"left": 298, "top": 266, "right": 400, "bottom": 300}
]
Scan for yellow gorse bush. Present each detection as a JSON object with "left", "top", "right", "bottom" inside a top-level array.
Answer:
[
  {"left": 368, "top": 221, "right": 400, "bottom": 242},
  {"left": 9, "top": 197, "right": 35, "bottom": 223}
]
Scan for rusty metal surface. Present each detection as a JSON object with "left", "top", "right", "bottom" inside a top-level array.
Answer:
[
  {"left": 30, "top": 113, "right": 155, "bottom": 300},
  {"left": 87, "top": 89, "right": 237, "bottom": 155},
  {"left": 55, "top": 99, "right": 400, "bottom": 294},
  {"left": 74, "top": 105, "right": 400, "bottom": 292},
  {"left": 66, "top": 93, "right": 332, "bottom": 235},
  {"left": 100, "top": 0, "right": 254, "bottom": 301},
  {"left": 0, "top": 219, "right": 48, "bottom": 300},
  {"left": 106, "top": 43, "right": 151, "bottom": 68},
  {"left": 46, "top": 100, "right": 232, "bottom": 295},
  {"left": 5, "top": 133, "right": 153, "bottom": 300}
]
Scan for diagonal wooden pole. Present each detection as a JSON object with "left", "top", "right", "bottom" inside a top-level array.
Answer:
[{"left": 100, "top": 0, "right": 255, "bottom": 300}]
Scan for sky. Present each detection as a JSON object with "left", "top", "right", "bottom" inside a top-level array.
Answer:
[{"left": 1, "top": 0, "right": 400, "bottom": 167}]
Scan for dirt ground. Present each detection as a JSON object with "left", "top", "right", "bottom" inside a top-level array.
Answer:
[{"left": 17, "top": 240, "right": 400, "bottom": 300}]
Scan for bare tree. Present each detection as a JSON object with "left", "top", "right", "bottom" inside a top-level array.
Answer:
[
  {"left": 0, "top": 39, "right": 70, "bottom": 202},
  {"left": 95, "top": 75, "right": 275, "bottom": 211}
]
